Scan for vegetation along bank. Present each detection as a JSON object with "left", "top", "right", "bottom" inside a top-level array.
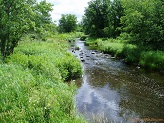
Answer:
[
  {"left": 0, "top": 0, "right": 86, "bottom": 122},
  {"left": 0, "top": 34, "right": 86, "bottom": 122},
  {"left": 81, "top": 0, "right": 164, "bottom": 71},
  {"left": 0, "top": 0, "right": 163, "bottom": 122},
  {"left": 84, "top": 37, "right": 164, "bottom": 71}
]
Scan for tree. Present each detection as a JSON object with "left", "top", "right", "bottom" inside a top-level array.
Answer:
[
  {"left": 121, "top": 0, "right": 164, "bottom": 50},
  {"left": 82, "top": 0, "right": 123, "bottom": 38},
  {"left": 108, "top": 0, "right": 124, "bottom": 38},
  {"left": 33, "top": 0, "right": 53, "bottom": 31},
  {"left": 58, "top": 14, "right": 77, "bottom": 33},
  {"left": 0, "top": 0, "right": 34, "bottom": 57},
  {"left": 82, "top": 0, "right": 110, "bottom": 37},
  {"left": 32, "top": 0, "right": 55, "bottom": 39},
  {"left": 0, "top": 0, "right": 54, "bottom": 58}
]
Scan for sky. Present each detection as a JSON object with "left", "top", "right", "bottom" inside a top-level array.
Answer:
[{"left": 37, "top": 0, "right": 91, "bottom": 23}]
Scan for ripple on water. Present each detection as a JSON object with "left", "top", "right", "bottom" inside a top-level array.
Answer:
[{"left": 72, "top": 40, "right": 164, "bottom": 123}]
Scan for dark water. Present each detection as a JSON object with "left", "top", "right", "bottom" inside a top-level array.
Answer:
[{"left": 71, "top": 39, "right": 164, "bottom": 123}]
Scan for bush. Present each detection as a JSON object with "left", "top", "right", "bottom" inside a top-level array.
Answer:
[
  {"left": 80, "top": 35, "right": 88, "bottom": 41},
  {"left": 0, "top": 64, "right": 84, "bottom": 122},
  {"left": 139, "top": 51, "right": 164, "bottom": 70},
  {"left": 116, "top": 32, "right": 131, "bottom": 42},
  {"left": 122, "top": 44, "right": 141, "bottom": 63},
  {"left": 86, "top": 36, "right": 164, "bottom": 70},
  {"left": 56, "top": 53, "right": 82, "bottom": 81},
  {"left": 75, "top": 46, "right": 80, "bottom": 50}
]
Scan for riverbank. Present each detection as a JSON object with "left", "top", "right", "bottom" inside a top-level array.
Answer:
[
  {"left": 0, "top": 34, "right": 86, "bottom": 122},
  {"left": 84, "top": 37, "right": 164, "bottom": 71}
]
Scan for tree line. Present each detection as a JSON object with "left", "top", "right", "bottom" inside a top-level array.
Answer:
[
  {"left": 1, "top": 0, "right": 163, "bottom": 58},
  {"left": 82, "top": 0, "right": 164, "bottom": 50}
]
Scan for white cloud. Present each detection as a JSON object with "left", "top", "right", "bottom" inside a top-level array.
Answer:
[{"left": 38, "top": 0, "right": 91, "bottom": 23}]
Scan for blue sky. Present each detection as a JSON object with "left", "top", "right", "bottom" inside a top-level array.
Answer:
[{"left": 37, "top": 0, "right": 91, "bottom": 23}]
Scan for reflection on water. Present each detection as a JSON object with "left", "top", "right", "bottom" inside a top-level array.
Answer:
[{"left": 72, "top": 39, "right": 164, "bottom": 123}]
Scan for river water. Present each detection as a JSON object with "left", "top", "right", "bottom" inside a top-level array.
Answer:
[{"left": 71, "top": 39, "right": 164, "bottom": 123}]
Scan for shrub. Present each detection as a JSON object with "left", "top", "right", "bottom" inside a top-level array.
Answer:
[
  {"left": 56, "top": 53, "right": 82, "bottom": 81},
  {"left": 139, "top": 51, "right": 164, "bottom": 70},
  {"left": 80, "top": 35, "right": 88, "bottom": 41},
  {"left": 86, "top": 36, "right": 164, "bottom": 70},
  {"left": 0, "top": 64, "right": 84, "bottom": 122},
  {"left": 75, "top": 46, "right": 80, "bottom": 50},
  {"left": 122, "top": 44, "right": 141, "bottom": 63}
]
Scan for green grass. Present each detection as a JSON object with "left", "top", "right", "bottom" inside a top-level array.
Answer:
[
  {"left": 98, "top": 40, "right": 124, "bottom": 57},
  {"left": 85, "top": 37, "right": 99, "bottom": 46},
  {"left": 0, "top": 35, "right": 86, "bottom": 123},
  {"left": 122, "top": 44, "right": 141, "bottom": 63},
  {"left": 85, "top": 37, "right": 164, "bottom": 70},
  {"left": 52, "top": 32, "right": 84, "bottom": 42},
  {"left": 139, "top": 51, "right": 164, "bottom": 70}
]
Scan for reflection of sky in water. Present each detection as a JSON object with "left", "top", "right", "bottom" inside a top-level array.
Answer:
[
  {"left": 74, "top": 40, "right": 164, "bottom": 123},
  {"left": 75, "top": 75, "right": 123, "bottom": 122}
]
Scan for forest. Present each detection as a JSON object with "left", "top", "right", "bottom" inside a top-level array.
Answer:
[{"left": 0, "top": 0, "right": 163, "bottom": 122}]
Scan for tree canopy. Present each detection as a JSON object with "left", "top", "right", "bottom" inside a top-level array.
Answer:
[
  {"left": 121, "top": 0, "right": 164, "bottom": 50},
  {"left": 82, "top": 0, "right": 124, "bottom": 37},
  {"left": 0, "top": 0, "right": 54, "bottom": 57},
  {"left": 58, "top": 14, "right": 77, "bottom": 33},
  {"left": 82, "top": 0, "right": 164, "bottom": 50}
]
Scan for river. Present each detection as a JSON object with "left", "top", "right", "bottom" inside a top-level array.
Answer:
[{"left": 70, "top": 39, "right": 164, "bottom": 123}]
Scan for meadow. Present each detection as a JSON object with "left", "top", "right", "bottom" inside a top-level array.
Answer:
[{"left": 0, "top": 34, "right": 86, "bottom": 123}]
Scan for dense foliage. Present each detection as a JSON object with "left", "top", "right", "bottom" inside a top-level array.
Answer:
[
  {"left": 0, "top": 0, "right": 31, "bottom": 57},
  {"left": 82, "top": 0, "right": 164, "bottom": 50},
  {"left": 82, "top": 0, "right": 123, "bottom": 38},
  {"left": 121, "top": 0, "right": 164, "bottom": 50},
  {"left": 83, "top": 0, "right": 164, "bottom": 70},
  {"left": 0, "top": 0, "right": 56, "bottom": 57},
  {"left": 0, "top": 35, "right": 85, "bottom": 122},
  {"left": 58, "top": 14, "right": 77, "bottom": 33}
]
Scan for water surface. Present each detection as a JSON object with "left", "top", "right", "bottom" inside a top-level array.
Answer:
[{"left": 71, "top": 39, "right": 164, "bottom": 123}]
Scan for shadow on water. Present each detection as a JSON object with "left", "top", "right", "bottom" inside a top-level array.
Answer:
[{"left": 70, "top": 39, "right": 164, "bottom": 123}]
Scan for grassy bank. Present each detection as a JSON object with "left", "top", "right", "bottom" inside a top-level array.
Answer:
[
  {"left": 0, "top": 35, "right": 86, "bottom": 122},
  {"left": 85, "top": 37, "right": 164, "bottom": 71},
  {"left": 52, "top": 32, "right": 84, "bottom": 42}
]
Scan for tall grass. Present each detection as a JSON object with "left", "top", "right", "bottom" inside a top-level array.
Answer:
[
  {"left": 85, "top": 37, "right": 99, "bottom": 46},
  {"left": 85, "top": 37, "right": 164, "bottom": 70},
  {"left": 0, "top": 36, "right": 86, "bottom": 122},
  {"left": 122, "top": 44, "right": 141, "bottom": 63},
  {"left": 139, "top": 51, "right": 164, "bottom": 70},
  {"left": 98, "top": 41, "right": 124, "bottom": 57},
  {"left": 52, "top": 32, "right": 84, "bottom": 42}
]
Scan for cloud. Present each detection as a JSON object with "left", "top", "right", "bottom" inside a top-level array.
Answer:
[{"left": 38, "top": 0, "right": 90, "bottom": 23}]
